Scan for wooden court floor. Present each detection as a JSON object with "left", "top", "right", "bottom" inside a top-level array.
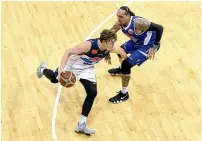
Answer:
[{"left": 1, "top": 1, "right": 201, "bottom": 141}]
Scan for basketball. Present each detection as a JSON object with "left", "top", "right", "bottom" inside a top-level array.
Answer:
[{"left": 59, "top": 71, "right": 76, "bottom": 88}]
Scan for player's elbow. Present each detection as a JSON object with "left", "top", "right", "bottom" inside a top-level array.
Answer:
[
  {"left": 66, "top": 47, "right": 80, "bottom": 56},
  {"left": 63, "top": 49, "right": 74, "bottom": 59},
  {"left": 159, "top": 25, "right": 164, "bottom": 33},
  {"left": 155, "top": 24, "right": 163, "bottom": 34},
  {"left": 149, "top": 22, "right": 164, "bottom": 33},
  {"left": 68, "top": 50, "right": 75, "bottom": 56}
]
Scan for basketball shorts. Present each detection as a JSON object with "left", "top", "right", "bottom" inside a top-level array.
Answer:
[
  {"left": 121, "top": 39, "right": 161, "bottom": 66},
  {"left": 55, "top": 55, "right": 96, "bottom": 83}
]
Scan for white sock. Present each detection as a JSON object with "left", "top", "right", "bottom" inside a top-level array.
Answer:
[
  {"left": 121, "top": 87, "right": 128, "bottom": 94},
  {"left": 41, "top": 68, "right": 45, "bottom": 73},
  {"left": 79, "top": 115, "right": 87, "bottom": 124}
]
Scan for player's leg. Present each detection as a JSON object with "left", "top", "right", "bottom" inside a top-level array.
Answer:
[
  {"left": 108, "top": 40, "right": 133, "bottom": 75},
  {"left": 109, "top": 43, "right": 161, "bottom": 103},
  {"left": 36, "top": 61, "right": 58, "bottom": 83},
  {"left": 109, "top": 58, "right": 132, "bottom": 103},
  {"left": 75, "top": 78, "right": 97, "bottom": 135},
  {"left": 108, "top": 45, "right": 151, "bottom": 103}
]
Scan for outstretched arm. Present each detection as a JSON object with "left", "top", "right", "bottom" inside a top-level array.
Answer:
[
  {"left": 111, "top": 45, "right": 127, "bottom": 63},
  {"left": 134, "top": 17, "right": 164, "bottom": 59},
  {"left": 58, "top": 41, "right": 91, "bottom": 77},
  {"left": 134, "top": 17, "right": 163, "bottom": 46}
]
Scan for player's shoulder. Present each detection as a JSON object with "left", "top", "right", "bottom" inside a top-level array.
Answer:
[
  {"left": 88, "top": 38, "right": 100, "bottom": 44},
  {"left": 76, "top": 40, "right": 92, "bottom": 50},
  {"left": 84, "top": 39, "right": 93, "bottom": 45},
  {"left": 134, "top": 16, "right": 148, "bottom": 23},
  {"left": 133, "top": 16, "right": 150, "bottom": 26}
]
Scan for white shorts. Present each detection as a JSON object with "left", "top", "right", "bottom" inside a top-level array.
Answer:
[{"left": 62, "top": 55, "right": 96, "bottom": 82}]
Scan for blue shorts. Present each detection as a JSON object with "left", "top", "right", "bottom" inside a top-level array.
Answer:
[{"left": 121, "top": 40, "right": 160, "bottom": 66}]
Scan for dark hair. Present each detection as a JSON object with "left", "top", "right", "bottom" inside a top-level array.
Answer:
[
  {"left": 119, "top": 6, "right": 135, "bottom": 16},
  {"left": 99, "top": 29, "right": 117, "bottom": 43}
]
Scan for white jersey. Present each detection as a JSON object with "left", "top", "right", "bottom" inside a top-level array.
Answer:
[{"left": 59, "top": 38, "right": 109, "bottom": 82}]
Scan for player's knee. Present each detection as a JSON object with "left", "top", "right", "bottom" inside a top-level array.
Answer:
[
  {"left": 87, "top": 85, "right": 97, "bottom": 99},
  {"left": 121, "top": 59, "right": 133, "bottom": 74}
]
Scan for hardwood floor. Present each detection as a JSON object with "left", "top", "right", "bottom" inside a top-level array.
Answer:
[{"left": 1, "top": 2, "right": 201, "bottom": 141}]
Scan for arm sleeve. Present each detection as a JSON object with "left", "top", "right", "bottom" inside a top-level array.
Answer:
[{"left": 148, "top": 22, "right": 164, "bottom": 45}]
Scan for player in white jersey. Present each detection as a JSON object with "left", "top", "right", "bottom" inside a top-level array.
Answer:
[
  {"left": 36, "top": 29, "right": 127, "bottom": 135},
  {"left": 108, "top": 6, "right": 164, "bottom": 103}
]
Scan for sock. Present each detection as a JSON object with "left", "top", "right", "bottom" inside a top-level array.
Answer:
[
  {"left": 79, "top": 115, "right": 87, "bottom": 124},
  {"left": 41, "top": 68, "right": 45, "bottom": 73},
  {"left": 121, "top": 86, "right": 128, "bottom": 94}
]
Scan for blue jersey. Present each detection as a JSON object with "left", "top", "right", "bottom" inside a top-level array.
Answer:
[
  {"left": 119, "top": 16, "right": 161, "bottom": 67},
  {"left": 80, "top": 38, "right": 109, "bottom": 65},
  {"left": 121, "top": 16, "right": 156, "bottom": 47}
]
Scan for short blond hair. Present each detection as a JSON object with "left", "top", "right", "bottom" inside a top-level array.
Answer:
[{"left": 100, "top": 29, "right": 117, "bottom": 43}]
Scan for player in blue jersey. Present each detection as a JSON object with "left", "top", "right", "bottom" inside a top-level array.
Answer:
[
  {"left": 108, "top": 6, "right": 164, "bottom": 103},
  {"left": 36, "top": 29, "right": 127, "bottom": 135}
]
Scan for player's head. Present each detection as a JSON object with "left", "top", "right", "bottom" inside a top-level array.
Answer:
[
  {"left": 117, "top": 6, "right": 135, "bottom": 26},
  {"left": 99, "top": 29, "right": 117, "bottom": 50}
]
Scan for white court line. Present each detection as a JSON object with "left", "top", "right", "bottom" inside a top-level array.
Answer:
[{"left": 51, "top": 1, "right": 133, "bottom": 141}]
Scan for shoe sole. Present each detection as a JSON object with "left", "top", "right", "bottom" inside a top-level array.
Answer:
[
  {"left": 109, "top": 73, "right": 121, "bottom": 76},
  {"left": 109, "top": 97, "right": 129, "bottom": 104},
  {"left": 36, "top": 62, "right": 46, "bottom": 78},
  {"left": 75, "top": 130, "right": 94, "bottom": 136},
  {"left": 36, "top": 67, "right": 43, "bottom": 78}
]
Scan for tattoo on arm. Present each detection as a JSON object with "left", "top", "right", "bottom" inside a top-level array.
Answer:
[
  {"left": 110, "top": 21, "right": 121, "bottom": 33},
  {"left": 122, "top": 74, "right": 131, "bottom": 87},
  {"left": 134, "top": 18, "right": 151, "bottom": 33}
]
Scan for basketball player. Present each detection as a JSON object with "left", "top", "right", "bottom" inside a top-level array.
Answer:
[
  {"left": 36, "top": 29, "right": 127, "bottom": 135},
  {"left": 108, "top": 6, "right": 164, "bottom": 103}
]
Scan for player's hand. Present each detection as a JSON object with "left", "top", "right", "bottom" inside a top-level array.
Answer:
[
  {"left": 104, "top": 54, "right": 112, "bottom": 65},
  {"left": 146, "top": 45, "right": 158, "bottom": 60},
  {"left": 58, "top": 68, "right": 65, "bottom": 80}
]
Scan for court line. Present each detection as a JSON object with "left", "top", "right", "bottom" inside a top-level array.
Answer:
[{"left": 51, "top": 1, "right": 133, "bottom": 141}]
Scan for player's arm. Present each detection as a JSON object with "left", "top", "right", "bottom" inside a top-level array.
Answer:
[
  {"left": 111, "top": 45, "right": 127, "bottom": 63},
  {"left": 59, "top": 41, "right": 91, "bottom": 74},
  {"left": 110, "top": 21, "right": 121, "bottom": 33},
  {"left": 134, "top": 18, "right": 164, "bottom": 48},
  {"left": 134, "top": 17, "right": 151, "bottom": 32}
]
